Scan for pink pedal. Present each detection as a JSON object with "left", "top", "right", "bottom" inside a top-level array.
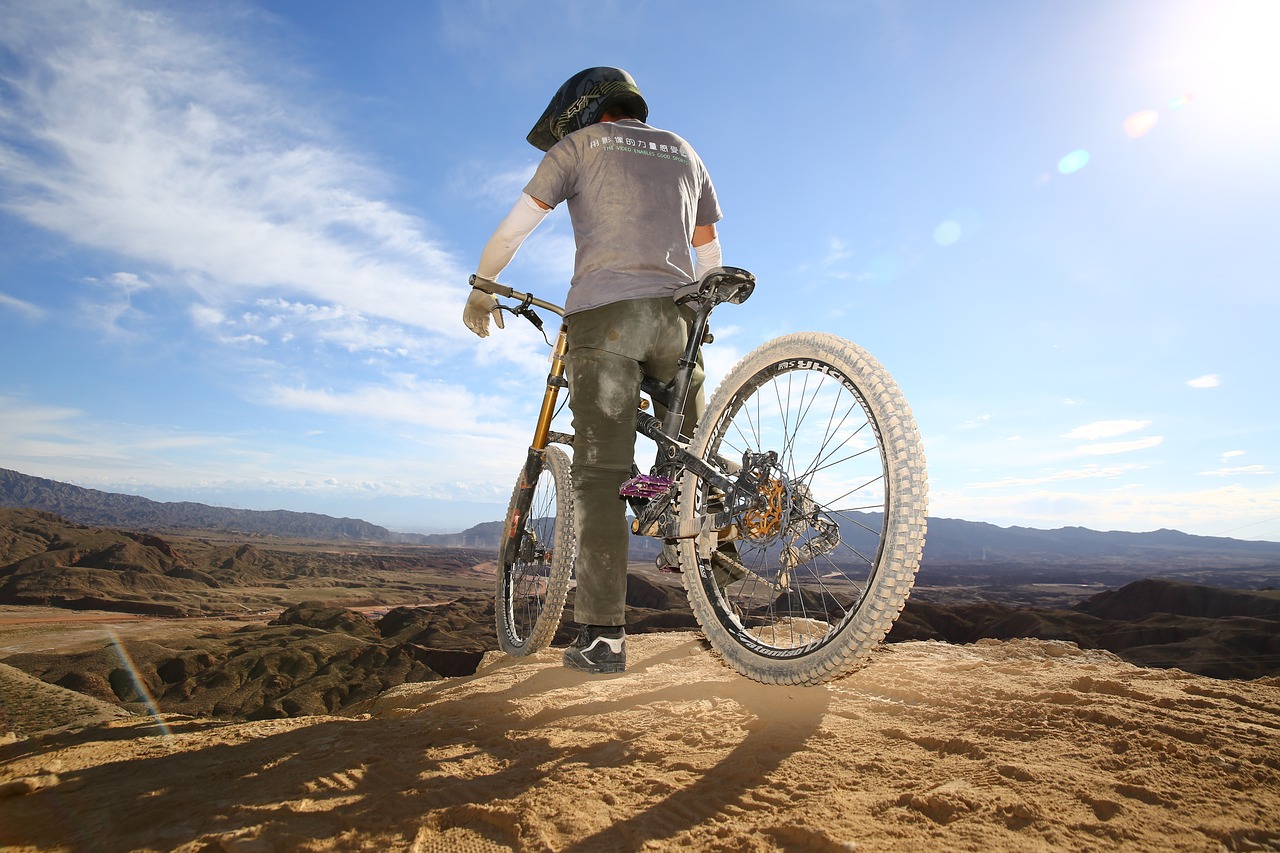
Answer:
[{"left": 619, "top": 474, "right": 673, "bottom": 499}]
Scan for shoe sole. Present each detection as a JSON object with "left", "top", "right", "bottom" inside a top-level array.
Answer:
[{"left": 562, "top": 651, "right": 625, "bottom": 674}]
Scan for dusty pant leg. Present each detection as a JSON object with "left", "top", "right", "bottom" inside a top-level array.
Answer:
[{"left": 565, "top": 346, "right": 642, "bottom": 627}]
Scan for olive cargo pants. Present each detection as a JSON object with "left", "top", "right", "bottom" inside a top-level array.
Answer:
[{"left": 564, "top": 297, "right": 704, "bottom": 627}]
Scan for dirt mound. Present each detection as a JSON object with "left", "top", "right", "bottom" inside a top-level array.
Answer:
[
  {"left": 2, "top": 634, "right": 1277, "bottom": 851},
  {"left": 0, "top": 510, "right": 293, "bottom": 615},
  {"left": 0, "top": 662, "right": 132, "bottom": 737},
  {"left": 1079, "top": 577, "right": 1280, "bottom": 621},
  {"left": 272, "top": 602, "right": 381, "bottom": 639},
  {"left": 891, "top": 577, "right": 1280, "bottom": 679},
  {"left": 2, "top": 601, "right": 458, "bottom": 721}
]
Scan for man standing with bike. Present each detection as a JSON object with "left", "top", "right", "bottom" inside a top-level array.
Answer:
[{"left": 463, "top": 67, "right": 723, "bottom": 674}]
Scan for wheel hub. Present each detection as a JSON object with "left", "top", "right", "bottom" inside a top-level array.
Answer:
[{"left": 740, "top": 477, "right": 787, "bottom": 541}]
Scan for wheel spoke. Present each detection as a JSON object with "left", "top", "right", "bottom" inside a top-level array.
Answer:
[{"left": 680, "top": 335, "right": 927, "bottom": 684}]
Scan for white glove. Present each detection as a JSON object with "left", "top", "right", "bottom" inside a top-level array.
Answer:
[{"left": 463, "top": 285, "right": 504, "bottom": 338}]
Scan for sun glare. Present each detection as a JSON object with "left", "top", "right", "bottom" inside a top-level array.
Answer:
[{"left": 1194, "top": 1, "right": 1280, "bottom": 142}]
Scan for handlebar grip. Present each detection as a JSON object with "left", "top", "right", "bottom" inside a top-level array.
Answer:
[{"left": 469, "top": 274, "right": 514, "bottom": 298}]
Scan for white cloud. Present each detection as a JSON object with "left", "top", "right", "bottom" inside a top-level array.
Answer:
[
  {"left": 1199, "top": 464, "right": 1272, "bottom": 477},
  {"left": 76, "top": 271, "right": 153, "bottom": 337},
  {"left": 267, "top": 379, "right": 524, "bottom": 439},
  {"left": 1222, "top": 450, "right": 1245, "bottom": 459},
  {"left": 825, "top": 237, "right": 854, "bottom": 266},
  {"left": 0, "top": 393, "right": 230, "bottom": 475},
  {"left": 0, "top": 290, "right": 45, "bottom": 321},
  {"left": 968, "top": 462, "right": 1144, "bottom": 490},
  {"left": 0, "top": 0, "right": 467, "bottom": 341},
  {"left": 473, "top": 164, "right": 539, "bottom": 207},
  {"left": 1187, "top": 374, "right": 1221, "bottom": 388},
  {"left": 932, "top": 482, "right": 1280, "bottom": 538},
  {"left": 0, "top": 392, "right": 522, "bottom": 507},
  {"left": 1062, "top": 419, "right": 1151, "bottom": 440},
  {"left": 1076, "top": 436, "right": 1164, "bottom": 456}
]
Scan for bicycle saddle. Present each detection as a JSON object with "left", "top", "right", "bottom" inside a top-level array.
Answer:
[{"left": 674, "top": 266, "right": 756, "bottom": 307}]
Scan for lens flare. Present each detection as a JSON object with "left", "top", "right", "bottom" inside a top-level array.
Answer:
[
  {"left": 108, "top": 629, "right": 173, "bottom": 741},
  {"left": 933, "top": 221, "right": 962, "bottom": 246},
  {"left": 1124, "top": 109, "right": 1160, "bottom": 138},
  {"left": 1169, "top": 92, "right": 1194, "bottom": 110},
  {"left": 1057, "top": 149, "right": 1090, "bottom": 174},
  {"left": 933, "top": 208, "right": 981, "bottom": 246}
]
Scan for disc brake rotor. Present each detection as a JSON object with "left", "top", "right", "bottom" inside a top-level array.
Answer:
[{"left": 740, "top": 477, "right": 787, "bottom": 541}]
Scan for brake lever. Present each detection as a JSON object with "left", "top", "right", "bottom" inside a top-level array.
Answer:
[{"left": 497, "top": 295, "right": 550, "bottom": 344}]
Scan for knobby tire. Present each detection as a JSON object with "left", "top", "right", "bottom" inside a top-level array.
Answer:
[
  {"left": 495, "top": 446, "right": 576, "bottom": 655},
  {"left": 678, "top": 332, "right": 928, "bottom": 685}
]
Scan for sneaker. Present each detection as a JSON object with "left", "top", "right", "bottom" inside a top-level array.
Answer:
[{"left": 562, "top": 625, "right": 626, "bottom": 674}]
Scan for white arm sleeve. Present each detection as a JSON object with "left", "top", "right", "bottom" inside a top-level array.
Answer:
[
  {"left": 694, "top": 236, "right": 722, "bottom": 280},
  {"left": 476, "top": 193, "right": 552, "bottom": 280}
]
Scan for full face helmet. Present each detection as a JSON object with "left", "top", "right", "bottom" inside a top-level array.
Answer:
[{"left": 526, "top": 67, "right": 649, "bottom": 151}]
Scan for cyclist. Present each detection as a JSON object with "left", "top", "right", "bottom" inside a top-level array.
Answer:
[{"left": 463, "top": 67, "right": 723, "bottom": 674}]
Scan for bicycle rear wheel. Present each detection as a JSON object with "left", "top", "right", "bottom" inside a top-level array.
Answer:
[
  {"left": 496, "top": 446, "right": 576, "bottom": 655},
  {"left": 678, "top": 332, "right": 927, "bottom": 685}
]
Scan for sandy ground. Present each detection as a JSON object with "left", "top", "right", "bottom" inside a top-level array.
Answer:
[{"left": 2, "top": 633, "right": 1278, "bottom": 852}]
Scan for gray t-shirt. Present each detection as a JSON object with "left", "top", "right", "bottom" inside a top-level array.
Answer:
[{"left": 524, "top": 118, "right": 722, "bottom": 315}]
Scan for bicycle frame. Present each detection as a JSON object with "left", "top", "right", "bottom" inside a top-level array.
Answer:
[
  {"left": 488, "top": 267, "right": 929, "bottom": 684},
  {"left": 479, "top": 269, "right": 759, "bottom": 562}
]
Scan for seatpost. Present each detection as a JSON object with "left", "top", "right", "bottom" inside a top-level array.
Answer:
[{"left": 660, "top": 300, "right": 714, "bottom": 441}]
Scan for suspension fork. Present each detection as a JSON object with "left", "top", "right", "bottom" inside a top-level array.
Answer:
[
  {"left": 532, "top": 323, "right": 569, "bottom": 451},
  {"left": 502, "top": 323, "right": 569, "bottom": 567}
]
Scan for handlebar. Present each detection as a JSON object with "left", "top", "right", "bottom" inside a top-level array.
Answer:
[
  {"left": 469, "top": 266, "right": 755, "bottom": 343},
  {"left": 469, "top": 275, "right": 564, "bottom": 317}
]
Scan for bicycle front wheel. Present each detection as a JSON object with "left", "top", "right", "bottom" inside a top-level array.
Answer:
[
  {"left": 678, "top": 332, "right": 927, "bottom": 685},
  {"left": 496, "top": 445, "right": 576, "bottom": 656}
]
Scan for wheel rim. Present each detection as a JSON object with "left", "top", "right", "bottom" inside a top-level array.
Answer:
[
  {"left": 694, "top": 357, "right": 893, "bottom": 659},
  {"left": 504, "top": 471, "right": 564, "bottom": 647}
]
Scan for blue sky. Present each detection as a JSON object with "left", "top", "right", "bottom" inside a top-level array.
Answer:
[{"left": 1, "top": 0, "right": 1277, "bottom": 540}]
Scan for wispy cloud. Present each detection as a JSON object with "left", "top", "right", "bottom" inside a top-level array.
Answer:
[
  {"left": 1199, "top": 465, "right": 1272, "bottom": 477},
  {"left": 461, "top": 163, "right": 540, "bottom": 208},
  {"left": 968, "top": 462, "right": 1144, "bottom": 490},
  {"left": 0, "top": 290, "right": 45, "bottom": 321},
  {"left": 268, "top": 379, "right": 523, "bottom": 438},
  {"left": 78, "top": 271, "right": 152, "bottom": 337},
  {"left": 0, "top": 392, "right": 522, "bottom": 505},
  {"left": 0, "top": 0, "right": 541, "bottom": 470},
  {"left": 1076, "top": 436, "right": 1164, "bottom": 456},
  {"left": 934, "top": 482, "right": 1280, "bottom": 537},
  {"left": 0, "top": 0, "right": 466, "bottom": 340},
  {"left": 1062, "top": 419, "right": 1150, "bottom": 440},
  {"left": 1187, "top": 374, "right": 1221, "bottom": 388}
]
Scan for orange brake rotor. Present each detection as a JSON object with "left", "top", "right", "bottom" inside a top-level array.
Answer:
[{"left": 740, "top": 478, "right": 786, "bottom": 540}]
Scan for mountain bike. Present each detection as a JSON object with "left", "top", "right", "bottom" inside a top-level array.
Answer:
[{"left": 479, "top": 268, "right": 927, "bottom": 685}]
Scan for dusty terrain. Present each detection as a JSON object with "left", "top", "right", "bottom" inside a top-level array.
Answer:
[
  {"left": 3, "top": 508, "right": 1279, "bottom": 850},
  {"left": 2, "top": 632, "right": 1278, "bottom": 851}
]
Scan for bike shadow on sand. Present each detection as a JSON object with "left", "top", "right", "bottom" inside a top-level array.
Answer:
[{"left": 0, "top": 634, "right": 834, "bottom": 851}]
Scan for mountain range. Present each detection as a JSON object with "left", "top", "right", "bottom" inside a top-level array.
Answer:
[{"left": 3, "top": 466, "right": 1279, "bottom": 572}]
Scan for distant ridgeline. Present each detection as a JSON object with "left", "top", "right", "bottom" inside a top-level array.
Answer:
[
  {"left": 2, "top": 468, "right": 1279, "bottom": 572},
  {"left": 0, "top": 467, "right": 395, "bottom": 541}
]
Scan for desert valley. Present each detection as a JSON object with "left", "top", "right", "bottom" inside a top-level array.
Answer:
[{"left": 1, "top": 470, "right": 1278, "bottom": 851}]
